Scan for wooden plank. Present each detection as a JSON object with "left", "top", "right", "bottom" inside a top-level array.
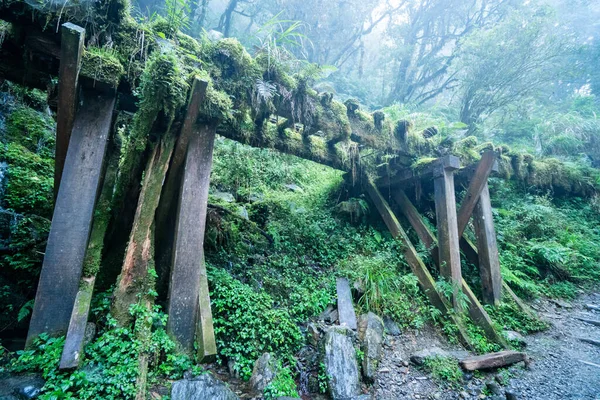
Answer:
[
  {"left": 456, "top": 151, "right": 496, "bottom": 237},
  {"left": 336, "top": 278, "right": 358, "bottom": 330},
  {"left": 393, "top": 190, "right": 507, "bottom": 347},
  {"left": 59, "top": 277, "right": 95, "bottom": 369},
  {"left": 26, "top": 91, "right": 115, "bottom": 346},
  {"left": 459, "top": 350, "right": 527, "bottom": 371},
  {"left": 155, "top": 78, "right": 208, "bottom": 297},
  {"left": 365, "top": 180, "right": 472, "bottom": 349},
  {"left": 433, "top": 161, "right": 462, "bottom": 310},
  {"left": 167, "top": 120, "right": 218, "bottom": 360},
  {"left": 472, "top": 183, "right": 502, "bottom": 305},
  {"left": 54, "top": 23, "right": 85, "bottom": 197},
  {"left": 59, "top": 138, "right": 119, "bottom": 369}
]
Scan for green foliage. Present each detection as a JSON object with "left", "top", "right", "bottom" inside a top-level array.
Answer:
[
  {"left": 486, "top": 301, "right": 547, "bottom": 335},
  {"left": 263, "top": 364, "right": 299, "bottom": 399},
  {"left": 81, "top": 47, "right": 125, "bottom": 86},
  {"left": 421, "top": 356, "right": 463, "bottom": 388}
]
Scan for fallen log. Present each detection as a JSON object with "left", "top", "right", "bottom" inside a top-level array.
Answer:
[
  {"left": 459, "top": 351, "right": 527, "bottom": 371},
  {"left": 336, "top": 278, "right": 357, "bottom": 330},
  {"left": 574, "top": 317, "right": 600, "bottom": 327}
]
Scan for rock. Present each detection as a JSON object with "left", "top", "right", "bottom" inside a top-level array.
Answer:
[
  {"left": 358, "top": 312, "right": 384, "bottom": 383},
  {"left": 284, "top": 184, "right": 303, "bottom": 193},
  {"left": 83, "top": 322, "right": 96, "bottom": 346},
  {"left": 505, "top": 390, "right": 518, "bottom": 400},
  {"left": 171, "top": 373, "right": 238, "bottom": 400},
  {"left": 382, "top": 316, "right": 401, "bottom": 336},
  {"left": 548, "top": 299, "right": 572, "bottom": 309},
  {"left": 410, "top": 347, "right": 449, "bottom": 366},
  {"left": 503, "top": 330, "right": 526, "bottom": 347},
  {"left": 307, "top": 323, "right": 320, "bottom": 347},
  {"left": 378, "top": 367, "right": 390, "bottom": 373},
  {"left": 227, "top": 359, "right": 239, "bottom": 379},
  {"left": 0, "top": 373, "right": 45, "bottom": 400},
  {"left": 211, "top": 191, "right": 235, "bottom": 203},
  {"left": 460, "top": 391, "right": 469, "bottom": 398},
  {"left": 322, "top": 326, "right": 361, "bottom": 400},
  {"left": 250, "top": 353, "right": 277, "bottom": 393},
  {"left": 237, "top": 206, "right": 249, "bottom": 220},
  {"left": 207, "top": 29, "right": 224, "bottom": 42},
  {"left": 486, "top": 381, "right": 502, "bottom": 396}
]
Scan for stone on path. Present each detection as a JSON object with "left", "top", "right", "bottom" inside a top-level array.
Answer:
[
  {"left": 250, "top": 353, "right": 277, "bottom": 393},
  {"left": 410, "top": 347, "right": 449, "bottom": 366},
  {"left": 358, "top": 312, "right": 384, "bottom": 383},
  {"left": 171, "top": 373, "right": 239, "bottom": 400},
  {"left": 459, "top": 351, "right": 527, "bottom": 371},
  {"left": 337, "top": 278, "right": 358, "bottom": 330},
  {"left": 383, "top": 316, "right": 401, "bottom": 336},
  {"left": 503, "top": 330, "right": 527, "bottom": 347},
  {"left": 322, "top": 326, "right": 361, "bottom": 400},
  {"left": 0, "top": 373, "right": 45, "bottom": 400}
]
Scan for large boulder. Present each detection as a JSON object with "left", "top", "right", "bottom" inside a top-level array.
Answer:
[
  {"left": 358, "top": 312, "right": 384, "bottom": 383},
  {"left": 171, "top": 373, "right": 239, "bottom": 400},
  {"left": 250, "top": 353, "right": 277, "bottom": 393},
  {"left": 322, "top": 326, "right": 361, "bottom": 400},
  {"left": 410, "top": 347, "right": 449, "bottom": 366}
]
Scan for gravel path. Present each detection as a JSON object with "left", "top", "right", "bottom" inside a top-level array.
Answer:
[{"left": 372, "top": 291, "right": 600, "bottom": 400}]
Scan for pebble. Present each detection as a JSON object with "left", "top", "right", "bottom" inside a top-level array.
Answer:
[
  {"left": 379, "top": 367, "right": 391, "bottom": 373},
  {"left": 460, "top": 391, "right": 469, "bottom": 398}
]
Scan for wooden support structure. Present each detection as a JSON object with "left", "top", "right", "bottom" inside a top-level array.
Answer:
[
  {"left": 472, "top": 183, "right": 502, "bottom": 305},
  {"left": 365, "top": 180, "right": 473, "bottom": 349},
  {"left": 433, "top": 156, "right": 462, "bottom": 309},
  {"left": 26, "top": 90, "right": 115, "bottom": 346},
  {"left": 54, "top": 23, "right": 85, "bottom": 197},
  {"left": 393, "top": 190, "right": 507, "bottom": 347},
  {"left": 336, "top": 278, "right": 358, "bottom": 330},
  {"left": 166, "top": 78, "right": 217, "bottom": 361},
  {"left": 59, "top": 139, "right": 120, "bottom": 369}
]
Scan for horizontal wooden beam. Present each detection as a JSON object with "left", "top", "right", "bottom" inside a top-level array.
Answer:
[{"left": 377, "top": 155, "right": 460, "bottom": 187}]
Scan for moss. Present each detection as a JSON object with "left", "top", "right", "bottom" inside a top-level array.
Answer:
[
  {"left": 453, "top": 136, "right": 480, "bottom": 163},
  {"left": 308, "top": 135, "right": 327, "bottom": 158},
  {"left": 81, "top": 47, "right": 125, "bottom": 87},
  {"left": 0, "top": 20, "right": 11, "bottom": 46},
  {"left": 5, "top": 106, "right": 55, "bottom": 155},
  {"left": 314, "top": 100, "right": 351, "bottom": 144},
  {"left": 411, "top": 157, "right": 437, "bottom": 170},
  {"left": 406, "top": 131, "right": 435, "bottom": 156},
  {"left": 344, "top": 98, "right": 360, "bottom": 115}
]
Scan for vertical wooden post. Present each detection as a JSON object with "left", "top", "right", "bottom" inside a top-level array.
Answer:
[
  {"left": 472, "top": 183, "right": 502, "bottom": 305},
  {"left": 27, "top": 91, "right": 115, "bottom": 346},
  {"left": 167, "top": 121, "right": 218, "bottom": 361},
  {"left": 54, "top": 23, "right": 85, "bottom": 197},
  {"left": 433, "top": 157, "right": 462, "bottom": 310}
]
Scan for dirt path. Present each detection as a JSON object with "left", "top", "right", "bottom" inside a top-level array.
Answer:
[{"left": 373, "top": 291, "right": 600, "bottom": 400}]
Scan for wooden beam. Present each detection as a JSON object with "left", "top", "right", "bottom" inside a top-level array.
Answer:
[
  {"left": 377, "top": 155, "right": 460, "bottom": 187},
  {"left": 365, "top": 180, "right": 472, "bottom": 349},
  {"left": 393, "top": 190, "right": 507, "bottom": 347},
  {"left": 336, "top": 278, "right": 358, "bottom": 330},
  {"left": 459, "top": 351, "right": 527, "bottom": 371},
  {"left": 54, "top": 23, "right": 85, "bottom": 197},
  {"left": 26, "top": 91, "right": 115, "bottom": 346},
  {"left": 433, "top": 159, "right": 462, "bottom": 309},
  {"left": 472, "top": 183, "right": 502, "bottom": 305},
  {"left": 166, "top": 112, "right": 218, "bottom": 361},
  {"left": 59, "top": 277, "right": 95, "bottom": 369},
  {"left": 456, "top": 151, "right": 496, "bottom": 237}
]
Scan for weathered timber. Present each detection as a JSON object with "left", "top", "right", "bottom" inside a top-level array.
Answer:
[
  {"left": 472, "top": 183, "right": 502, "bottom": 305},
  {"left": 575, "top": 317, "right": 600, "bottom": 327},
  {"left": 59, "top": 138, "right": 119, "bottom": 369},
  {"left": 167, "top": 118, "right": 218, "bottom": 360},
  {"left": 433, "top": 158, "right": 462, "bottom": 310},
  {"left": 112, "top": 132, "right": 177, "bottom": 326},
  {"left": 196, "top": 252, "right": 216, "bottom": 362},
  {"left": 54, "top": 23, "right": 85, "bottom": 197},
  {"left": 393, "top": 190, "right": 507, "bottom": 347},
  {"left": 365, "top": 180, "right": 472, "bottom": 349},
  {"left": 456, "top": 151, "right": 496, "bottom": 236},
  {"left": 336, "top": 278, "right": 358, "bottom": 330},
  {"left": 377, "top": 155, "right": 460, "bottom": 187},
  {"left": 579, "top": 338, "right": 600, "bottom": 348},
  {"left": 459, "top": 351, "right": 527, "bottom": 371},
  {"left": 26, "top": 91, "right": 115, "bottom": 346},
  {"left": 155, "top": 78, "right": 208, "bottom": 298},
  {"left": 59, "top": 277, "right": 95, "bottom": 369}
]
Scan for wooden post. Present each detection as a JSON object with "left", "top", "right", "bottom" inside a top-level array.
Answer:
[
  {"left": 433, "top": 156, "right": 462, "bottom": 309},
  {"left": 393, "top": 190, "right": 507, "bottom": 347},
  {"left": 167, "top": 120, "right": 218, "bottom": 360},
  {"left": 54, "top": 23, "right": 85, "bottom": 197},
  {"left": 27, "top": 91, "right": 115, "bottom": 346},
  {"left": 365, "top": 180, "right": 473, "bottom": 349},
  {"left": 456, "top": 151, "right": 496, "bottom": 237},
  {"left": 472, "top": 183, "right": 502, "bottom": 305}
]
